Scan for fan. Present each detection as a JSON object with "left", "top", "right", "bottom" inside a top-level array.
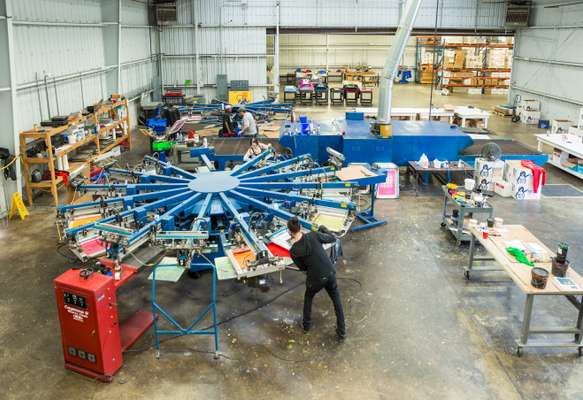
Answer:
[{"left": 480, "top": 142, "right": 502, "bottom": 161}]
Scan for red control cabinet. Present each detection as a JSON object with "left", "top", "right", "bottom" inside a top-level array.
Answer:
[{"left": 54, "top": 263, "right": 153, "bottom": 382}]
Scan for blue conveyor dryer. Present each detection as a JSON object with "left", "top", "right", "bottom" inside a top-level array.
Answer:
[{"left": 279, "top": 113, "right": 472, "bottom": 166}]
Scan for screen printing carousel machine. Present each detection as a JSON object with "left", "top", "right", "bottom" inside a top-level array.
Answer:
[
  {"left": 53, "top": 146, "right": 386, "bottom": 381},
  {"left": 279, "top": 112, "right": 548, "bottom": 168}
]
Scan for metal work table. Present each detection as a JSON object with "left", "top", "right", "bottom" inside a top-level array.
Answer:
[
  {"left": 407, "top": 161, "right": 473, "bottom": 196},
  {"left": 440, "top": 185, "right": 493, "bottom": 244},
  {"left": 465, "top": 224, "right": 583, "bottom": 355}
]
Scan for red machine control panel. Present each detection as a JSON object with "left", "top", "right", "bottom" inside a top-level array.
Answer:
[{"left": 54, "top": 264, "right": 152, "bottom": 382}]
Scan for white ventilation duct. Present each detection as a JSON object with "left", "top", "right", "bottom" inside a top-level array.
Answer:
[{"left": 377, "top": 0, "right": 423, "bottom": 124}]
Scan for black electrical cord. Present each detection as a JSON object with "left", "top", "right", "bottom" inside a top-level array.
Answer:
[{"left": 126, "top": 275, "right": 362, "bottom": 362}]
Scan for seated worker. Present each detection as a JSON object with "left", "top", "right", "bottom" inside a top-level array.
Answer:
[
  {"left": 243, "top": 138, "right": 271, "bottom": 161},
  {"left": 238, "top": 106, "right": 258, "bottom": 137},
  {"left": 219, "top": 105, "right": 235, "bottom": 137},
  {"left": 287, "top": 217, "right": 346, "bottom": 340}
]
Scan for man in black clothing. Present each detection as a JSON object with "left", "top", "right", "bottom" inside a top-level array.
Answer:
[{"left": 287, "top": 217, "right": 346, "bottom": 340}]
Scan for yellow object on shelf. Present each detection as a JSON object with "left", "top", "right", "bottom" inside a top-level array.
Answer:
[{"left": 229, "top": 90, "right": 251, "bottom": 105}]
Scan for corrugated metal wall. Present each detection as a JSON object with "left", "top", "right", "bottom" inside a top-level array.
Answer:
[
  {"left": 274, "top": 34, "right": 418, "bottom": 73},
  {"left": 160, "top": 0, "right": 268, "bottom": 101},
  {"left": 7, "top": 0, "right": 156, "bottom": 134},
  {"left": 160, "top": 0, "right": 507, "bottom": 101},
  {"left": 168, "top": 0, "right": 506, "bottom": 29},
  {"left": 510, "top": 2, "right": 583, "bottom": 122}
]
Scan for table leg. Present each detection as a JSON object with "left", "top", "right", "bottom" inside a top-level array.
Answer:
[
  {"left": 415, "top": 171, "right": 419, "bottom": 197},
  {"left": 441, "top": 192, "right": 449, "bottom": 229},
  {"left": 518, "top": 294, "right": 535, "bottom": 355},
  {"left": 575, "top": 295, "right": 583, "bottom": 345},
  {"left": 465, "top": 233, "right": 476, "bottom": 280}
]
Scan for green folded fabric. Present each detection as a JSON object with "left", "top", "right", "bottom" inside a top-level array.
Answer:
[{"left": 506, "top": 247, "right": 534, "bottom": 267}]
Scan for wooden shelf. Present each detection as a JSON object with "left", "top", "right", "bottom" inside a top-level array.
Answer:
[
  {"left": 99, "top": 135, "right": 129, "bottom": 154},
  {"left": 98, "top": 117, "right": 127, "bottom": 134},
  {"left": 29, "top": 176, "right": 64, "bottom": 188},
  {"left": 444, "top": 84, "right": 509, "bottom": 88},
  {"left": 440, "top": 68, "right": 511, "bottom": 73},
  {"left": 55, "top": 134, "right": 98, "bottom": 157},
  {"left": 20, "top": 97, "right": 131, "bottom": 207},
  {"left": 443, "top": 43, "right": 513, "bottom": 49}
]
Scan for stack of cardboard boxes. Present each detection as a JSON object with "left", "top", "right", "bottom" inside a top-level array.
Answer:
[
  {"left": 419, "top": 64, "right": 435, "bottom": 84},
  {"left": 518, "top": 99, "right": 541, "bottom": 125},
  {"left": 475, "top": 158, "right": 544, "bottom": 200}
]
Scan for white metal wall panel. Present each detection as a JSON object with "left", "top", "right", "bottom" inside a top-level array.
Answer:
[
  {"left": 121, "top": 27, "right": 152, "bottom": 62},
  {"left": 162, "top": 57, "right": 196, "bottom": 84},
  {"left": 122, "top": 0, "right": 149, "bottom": 25},
  {"left": 12, "top": 25, "right": 106, "bottom": 86},
  {"left": 121, "top": 61, "right": 155, "bottom": 95},
  {"left": 176, "top": 0, "right": 194, "bottom": 24},
  {"left": 198, "top": 27, "right": 266, "bottom": 54},
  {"left": 278, "top": 34, "right": 417, "bottom": 71},
  {"left": 510, "top": 3, "right": 583, "bottom": 121},
  {"left": 11, "top": 0, "right": 102, "bottom": 23},
  {"left": 14, "top": 73, "right": 105, "bottom": 132},
  {"left": 274, "top": 0, "right": 505, "bottom": 29},
  {"left": 160, "top": 27, "right": 195, "bottom": 54}
]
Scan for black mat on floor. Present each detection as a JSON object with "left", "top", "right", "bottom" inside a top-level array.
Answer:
[
  {"left": 542, "top": 184, "right": 583, "bottom": 198},
  {"left": 460, "top": 139, "right": 540, "bottom": 155}
]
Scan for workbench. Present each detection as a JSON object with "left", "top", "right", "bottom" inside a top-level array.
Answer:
[
  {"left": 407, "top": 161, "right": 473, "bottom": 196},
  {"left": 454, "top": 106, "right": 490, "bottom": 129},
  {"left": 440, "top": 185, "right": 493, "bottom": 244},
  {"left": 536, "top": 133, "right": 583, "bottom": 181},
  {"left": 465, "top": 224, "right": 583, "bottom": 355}
]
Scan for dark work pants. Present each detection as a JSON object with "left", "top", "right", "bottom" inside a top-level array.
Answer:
[{"left": 303, "top": 274, "right": 346, "bottom": 335}]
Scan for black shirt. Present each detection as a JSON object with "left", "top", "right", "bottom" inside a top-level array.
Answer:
[{"left": 290, "top": 227, "right": 337, "bottom": 286}]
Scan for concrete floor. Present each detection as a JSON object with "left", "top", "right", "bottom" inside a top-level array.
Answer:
[{"left": 3, "top": 85, "right": 583, "bottom": 400}]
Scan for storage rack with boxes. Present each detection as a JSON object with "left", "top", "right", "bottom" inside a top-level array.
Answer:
[
  {"left": 20, "top": 98, "right": 131, "bottom": 207},
  {"left": 436, "top": 38, "right": 513, "bottom": 94},
  {"left": 415, "top": 36, "right": 441, "bottom": 85}
]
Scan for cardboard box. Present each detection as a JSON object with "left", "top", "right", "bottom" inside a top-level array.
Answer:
[
  {"left": 494, "top": 179, "right": 513, "bottom": 197},
  {"left": 520, "top": 110, "right": 541, "bottom": 125},
  {"left": 454, "top": 51, "right": 465, "bottom": 68},
  {"left": 504, "top": 160, "right": 544, "bottom": 200},
  {"left": 551, "top": 119, "right": 574, "bottom": 134},
  {"left": 475, "top": 158, "right": 505, "bottom": 191},
  {"left": 521, "top": 99, "right": 540, "bottom": 111}
]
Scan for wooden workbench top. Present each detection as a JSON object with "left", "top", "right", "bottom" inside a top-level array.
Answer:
[{"left": 470, "top": 224, "right": 583, "bottom": 295}]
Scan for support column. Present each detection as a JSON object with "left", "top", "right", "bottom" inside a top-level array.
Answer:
[
  {"left": 273, "top": 0, "right": 280, "bottom": 99},
  {"left": 192, "top": 0, "right": 201, "bottom": 94},
  {"left": 0, "top": 0, "right": 22, "bottom": 198},
  {"left": 117, "top": 0, "right": 122, "bottom": 93}
]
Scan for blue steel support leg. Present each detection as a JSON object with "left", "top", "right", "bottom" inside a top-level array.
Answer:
[
  {"left": 152, "top": 267, "right": 161, "bottom": 358},
  {"left": 351, "top": 184, "right": 387, "bottom": 232},
  {"left": 212, "top": 265, "right": 219, "bottom": 358},
  {"left": 150, "top": 263, "right": 220, "bottom": 359}
]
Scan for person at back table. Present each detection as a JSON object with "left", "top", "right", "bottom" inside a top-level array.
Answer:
[
  {"left": 287, "top": 217, "right": 346, "bottom": 340},
  {"left": 238, "top": 106, "right": 257, "bottom": 137}
]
